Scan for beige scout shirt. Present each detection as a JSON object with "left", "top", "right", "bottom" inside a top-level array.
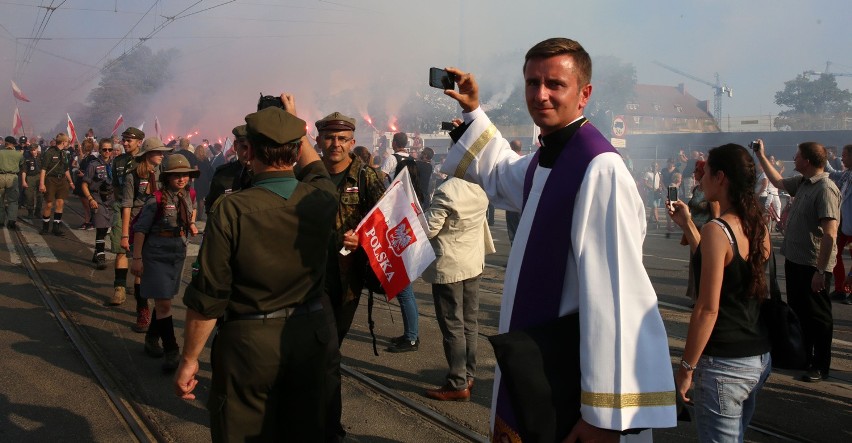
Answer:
[{"left": 781, "top": 172, "right": 840, "bottom": 271}]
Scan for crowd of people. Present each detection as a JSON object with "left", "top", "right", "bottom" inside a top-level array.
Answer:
[{"left": 1, "top": 36, "right": 849, "bottom": 443}]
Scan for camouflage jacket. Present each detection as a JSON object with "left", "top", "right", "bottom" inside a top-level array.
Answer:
[{"left": 332, "top": 154, "right": 386, "bottom": 248}]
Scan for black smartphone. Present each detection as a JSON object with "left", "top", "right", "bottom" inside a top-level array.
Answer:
[
  {"left": 667, "top": 186, "right": 678, "bottom": 202},
  {"left": 429, "top": 67, "right": 455, "bottom": 90},
  {"left": 440, "top": 121, "right": 454, "bottom": 131}
]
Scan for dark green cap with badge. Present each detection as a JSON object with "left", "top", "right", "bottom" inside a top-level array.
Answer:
[
  {"left": 245, "top": 107, "right": 305, "bottom": 145},
  {"left": 315, "top": 112, "right": 356, "bottom": 132},
  {"left": 121, "top": 127, "right": 145, "bottom": 140},
  {"left": 232, "top": 124, "right": 247, "bottom": 140}
]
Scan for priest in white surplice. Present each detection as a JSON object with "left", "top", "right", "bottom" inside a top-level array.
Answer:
[{"left": 442, "top": 38, "right": 676, "bottom": 442}]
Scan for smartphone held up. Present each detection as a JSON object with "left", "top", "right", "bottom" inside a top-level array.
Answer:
[
  {"left": 667, "top": 186, "right": 678, "bottom": 211},
  {"left": 429, "top": 67, "right": 456, "bottom": 90}
]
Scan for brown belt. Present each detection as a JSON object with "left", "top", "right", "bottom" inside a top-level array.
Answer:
[{"left": 155, "top": 230, "right": 185, "bottom": 238}]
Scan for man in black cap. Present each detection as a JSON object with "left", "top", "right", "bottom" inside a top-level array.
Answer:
[
  {"left": 205, "top": 125, "right": 252, "bottom": 214},
  {"left": 109, "top": 127, "right": 144, "bottom": 307},
  {"left": 177, "top": 95, "right": 339, "bottom": 442}
]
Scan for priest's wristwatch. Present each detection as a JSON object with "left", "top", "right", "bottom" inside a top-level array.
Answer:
[{"left": 680, "top": 359, "right": 697, "bottom": 371}]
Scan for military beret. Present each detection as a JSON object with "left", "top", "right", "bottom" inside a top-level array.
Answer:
[
  {"left": 315, "top": 112, "right": 356, "bottom": 132},
  {"left": 121, "top": 127, "right": 145, "bottom": 140},
  {"left": 232, "top": 124, "right": 247, "bottom": 139},
  {"left": 4, "top": 136, "right": 16, "bottom": 144},
  {"left": 245, "top": 107, "right": 306, "bottom": 145}
]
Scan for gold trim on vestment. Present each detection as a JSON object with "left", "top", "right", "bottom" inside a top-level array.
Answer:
[
  {"left": 581, "top": 390, "right": 676, "bottom": 408},
  {"left": 492, "top": 416, "right": 522, "bottom": 443},
  {"left": 453, "top": 124, "right": 497, "bottom": 178}
]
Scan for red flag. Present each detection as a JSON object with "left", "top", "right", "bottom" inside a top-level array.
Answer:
[
  {"left": 111, "top": 114, "right": 124, "bottom": 136},
  {"left": 12, "top": 107, "right": 23, "bottom": 135},
  {"left": 67, "top": 113, "right": 77, "bottom": 144},
  {"left": 11, "top": 80, "right": 30, "bottom": 102},
  {"left": 154, "top": 116, "right": 161, "bottom": 139},
  {"left": 355, "top": 168, "right": 435, "bottom": 299}
]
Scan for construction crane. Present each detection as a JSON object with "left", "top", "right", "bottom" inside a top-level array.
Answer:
[
  {"left": 652, "top": 60, "right": 733, "bottom": 124},
  {"left": 803, "top": 61, "right": 852, "bottom": 78}
]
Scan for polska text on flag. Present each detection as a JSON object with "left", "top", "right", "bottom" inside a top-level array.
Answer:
[
  {"left": 355, "top": 167, "right": 435, "bottom": 299},
  {"left": 66, "top": 113, "right": 77, "bottom": 144},
  {"left": 111, "top": 114, "right": 124, "bottom": 136},
  {"left": 11, "top": 80, "right": 30, "bottom": 102}
]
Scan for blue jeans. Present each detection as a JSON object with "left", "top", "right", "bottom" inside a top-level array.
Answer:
[
  {"left": 693, "top": 352, "right": 771, "bottom": 443},
  {"left": 396, "top": 284, "right": 419, "bottom": 341}
]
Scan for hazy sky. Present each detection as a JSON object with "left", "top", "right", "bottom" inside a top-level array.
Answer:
[{"left": 2, "top": 0, "right": 851, "bottom": 139}]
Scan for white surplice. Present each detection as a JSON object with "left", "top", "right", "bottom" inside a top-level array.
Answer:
[{"left": 442, "top": 108, "right": 676, "bottom": 438}]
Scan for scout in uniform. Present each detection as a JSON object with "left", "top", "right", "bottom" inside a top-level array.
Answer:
[
  {"left": 39, "top": 133, "right": 75, "bottom": 236},
  {"left": 81, "top": 138, "right": 116, "bottom": 270},
  {"left": 20, "top": 143, "right": 43, "bottom": 219},
  {"left": 130, "top": 154, "right": 199, "bottom": 372},
  {"left": 109, "top": 127, "right": 144, "bottom": 306},
  {"left": 176, "top": 98, "right": 339, "bottom": 442},
  {"left": 204, "top": 124, "right": 252, "bottom": 214},
  {"left": 0, "top": 136, "right": 24, "bottom": 229},
  {"left": 118, "top": 137, "right": 171, "bottom": 334}
]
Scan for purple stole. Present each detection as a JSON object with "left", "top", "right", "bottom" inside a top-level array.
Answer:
[{"left": 494, "top": 122, "right": 617, "bottom": 439}]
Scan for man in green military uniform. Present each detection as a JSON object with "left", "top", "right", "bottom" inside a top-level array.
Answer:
[
  {"left": 176, "top": 96, "right": 339, "bottom": 442},
  {"left": 204, "top": 124, "right": 252, "bottom": 215},
  {"left": 1, "top": 136, "right": 24, "bottom": 229},
  {"left": 39, "top": 133, "right": 75, "bottom": 235},
  {"left": 315, "top": 112, "right": 386, "bottom": 442},
  {"left": 109, "top": 127, "right": 144, "bottom": 306},
  {"left": 20, "top": 143, "right": 42, "bottom": 219}
]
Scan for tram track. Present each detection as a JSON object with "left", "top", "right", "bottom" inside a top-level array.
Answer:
[{"left": 10, "top": 224, "right": 169, "bottom": 443}]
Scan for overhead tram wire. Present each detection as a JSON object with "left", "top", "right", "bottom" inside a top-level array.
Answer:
[{"left": 18, "top": 0, "right": 68, "bottom": 78}]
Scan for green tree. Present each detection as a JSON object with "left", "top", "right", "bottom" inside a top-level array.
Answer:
[
  {"left": 774, "top": 73, "right": 852, "bottom": 130},
  {"left": 52, "top": 46, "right": 178, "bottom": 138}
]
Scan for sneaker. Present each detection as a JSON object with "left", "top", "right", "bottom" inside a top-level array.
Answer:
[
  {"left": 144, "top": 335, "right": 164, "bottom": 358},
  {"left": 387, "top": 338, "right": 419, "bottom": 353},
  {"left": 843, "top": 294, "right": 852, "bottom": 305},
  {"left": 131, "top": 306, "right": 151, "bottom": 333},
  {"left": 76, "top": 222, "right": 89, "bottom": 230},
  {"left": 40, "top": 224, "right": 50, "bottom": 235},
  {"left": 86, "top": 223, "right": 94, "bottom": 231},
  {"left": 162, "top": 348, "right": 180, "bottom": 373},
  {"left": 107, "top": 286, "right": 126, "bottom": 306},
  {"left": 829, "top": 291, "right": 847, "bottom": 301},
  {"left": 95, "top": 255, "right": 107, "bottom": 270},
  {"left": 801, "top": 368, "right": 824, "bottom": 383}
]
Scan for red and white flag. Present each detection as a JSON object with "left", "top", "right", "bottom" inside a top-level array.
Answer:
[
  {"left": 355, "top": 167, "right": 435, "bottom": 299},
  {"left": 111, "top": 114, "right": 124, "bottom": 136},
  {"left": 222, "top": 137, "right": 234, "bottom": 160},
  {"left": 154, "top": 116, "right": 161, "bottom": 139},
  {"left": 12, "top": 107, "right": 23, "bottom": 135},
  {"left": 11, "top": 80, "right": 30, "bottom": 102},
  {"left": 67, "top": 113, "right": 78, "bottom": 144}
]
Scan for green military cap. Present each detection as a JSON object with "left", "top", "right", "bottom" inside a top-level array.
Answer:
[
  {"left": 135, "top": 137, "right": 172, "bottom": 158},
  {"left": 231, "top": 124, "right": 247, "bottom": 140},
  {"left": 315, "top": 112, "right": 356, "bottom": 132},
  {"left": 121, "top": 127, "right": 145, "bottom": 140},
  {"left": 244, "top": 107, "right": 306, "bottom": 145},
  {"left": 4, "top": 136, "right": 16, "bottom": 145}
]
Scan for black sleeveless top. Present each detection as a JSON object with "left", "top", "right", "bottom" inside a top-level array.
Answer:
[{"left": 692, "top": 218, "right": 770, "bottom": 358}]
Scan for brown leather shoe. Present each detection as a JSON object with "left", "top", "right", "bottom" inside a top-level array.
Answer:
[
  {"left": 131, "top": 306, "right": 151, "bottom": 333},
  {"left": 467, "top": 378, "right": 474, "bottom": 392},
  {"left": 425, "top": 384, "right": 470, "bottom": 402}
]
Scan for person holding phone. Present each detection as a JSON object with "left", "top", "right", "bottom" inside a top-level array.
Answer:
[
  {"left": 669, "top": 144, "right": 771, "bottom": 442},
  {"left": 439, "top": 38, "right": 676, "bottom": 441}
]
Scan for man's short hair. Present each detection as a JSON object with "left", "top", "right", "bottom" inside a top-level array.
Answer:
[
  {"left": 524, "top": 37, "right": 592, "bottom": 86},
  {"left": 843, "top": 144, "right": 852, "bottom": 156},
  {"left": 55, "top": 133, "right": 69, "bottom": 144},
  {"left": 179, "top": 137, "right": 190, "bottom": 149},
  {"left": 98, "top": 138, "right": 112, "bottom": 149},
  {"left": 392, "top": 132, "right": 408, "bottom": 150},
  {"left": 509, "top": 140, "right": 523, "bottom": 153},
  {"left": 799, "top": 142, "right": 827, "bottom": 168},
  {"left": 420, "top": 147, "right": 434, "bottom": 161}
]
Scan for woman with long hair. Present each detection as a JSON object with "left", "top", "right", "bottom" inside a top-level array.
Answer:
[
  {"left": 120, "top": 138, "right": 171, "bottom": 333},
  {"left": 669, "top": 144, "right": 771, "bottom": 442}
]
